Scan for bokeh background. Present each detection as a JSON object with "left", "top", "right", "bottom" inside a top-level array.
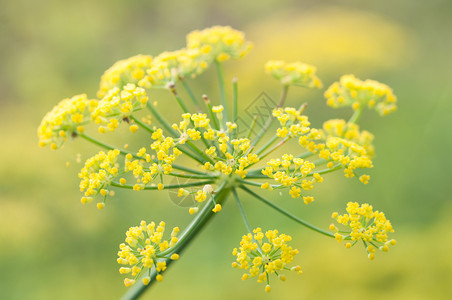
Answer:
[{"left": 1, "top": 0, "right": 452, "bottom": 299}]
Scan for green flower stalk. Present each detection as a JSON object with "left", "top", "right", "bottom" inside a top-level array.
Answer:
[{"left": 38, "top": 25, "right": 398, "bottom": 298}]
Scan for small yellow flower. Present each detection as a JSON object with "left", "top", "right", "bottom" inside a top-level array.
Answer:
[
  {"left": 330, "top": 202, "right": 396, "bottom": 259},
  {"left": 265, "top": 60, "right": 322, "bottom": 88},
  {"left": 98, "top": 55, "right": 153, "bottom": 98},
  {"left": 187, "top": 26, "right": 252, "bottom": 62},
  {"left": 38, "top": 94, "right": 97, "bottom": 148},
  {"left": 92, "top": 84, "right": 148, "bottom": 133},
  {"left": 78, "top": 149, "right": 120, "bottom": 208},
  {"left": 117, "top": 221, "right": 180, "bottom": 287},
  {"left": 232, "top": 228, "right": 301, "bottom": 291},
  {"left": 324, "top": 74, "right": 397, "bottom": 116}
]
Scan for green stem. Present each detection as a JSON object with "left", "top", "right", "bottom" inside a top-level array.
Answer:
[
  {"left": 80, "top": 133, "right": 203, "bottom": 175},
  {"left": 80, "top": 133, "right": 137, "bottom": 158},
  {"left": 232, "top": 189, "right": 253, "bottom": 234},
  {"left": 246, "top": 115, "right": 259, "bottom": 140},
  {"left": 240, "top": 185, "right": 334, "bottom": 238},
  {"left": 232, "top": 78, "right": 238, "bottom": 139},
  {"left": 238, "top": 179, "right": 275, "bottom": 188},
  {"left": 186, "top": 141, "right": 213, "bottom": 164},
  {"left": 180, "top": 78, "right": 201, "bottom": 112},
  {"left": 111, "top": 180, "right": 214, "bottom": 190},
  {"left": 251, "top": 85, "right": 289, "bottom": 147},
  {"left": 130, "top": 115, "right": 154, "bottom": 134},
  {"left": 146, "top": 102, "right": 179, "bottom": 137},
  {"left": 204, "top": 96, "right": 220, "bottom": 131},
  {"left": 243, "top": 164, "right": 342, "bottom": 179},
  {"left": 170, "top": 164, "right": 206, "bottom": 175},
  {"left": 348, "top": 107, "right": 363, "bottom": 124},
  {"left": 255, "top": 135, "right": 278, "bottom": 156},
  {"left": 177, "top": 146, "right": 206, "bottom": 165},
  {"left": 170, "top": 85, "right": 189, "bottom": 114},
  {"left": 258, "top": 137, "right": 290, "bottom": 160},
  {"left": 169, "top": 172, "right": 219, "bottom": 179},
  {"left": 296, "top": 151, "right": 316, "bottom": 159},
  {"left": 121, "top": 183, "right": 230, "bottom": 300},
  {"left": 215, "top": 60, "right": 229, "bottom": 123}
]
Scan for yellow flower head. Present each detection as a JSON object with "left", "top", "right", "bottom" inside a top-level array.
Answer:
[
  {"left": 92, "top": 84, "right": 148, "bottom": 133},
  {"left": 322, "top": 119, "right": 375, "bottom": 157},
  {"left": 143, "top": 48, "right": 210, "bottom": 88},
  {"left": 98, "top": 54, "right": 153, "bottom": 98},
  {"left": 78, "top": 149, "right": 120, "bottom": 207},
  {"left": 117, "top": 220, "right": 180, "bottom": 287},
  {"left": 232, "top": 228, "right": 301, "bottom": 291},
  {"left": 38, "top": 94, "right": 98, "bottom": 149},
  {"left": 331, "top": 202, "right": 396, "bottom": 260},
  {"left": 186, "top": 26, "right": 252, "bottom": 62},
  {"left": 324, "top": 74, "right": 397, "bottom": 116},
  {"left": 265, "top": 60, "right": 322, "bottom": 88}
]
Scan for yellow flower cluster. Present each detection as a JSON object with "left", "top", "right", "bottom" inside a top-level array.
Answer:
[
  {"left": 265, "top": 60, "right": 322, "bottom": 88},
  {"left": 117, "top": 221, "right": 180, "bottom": 287},
  {"left": 98, "top": 26, "right": 251, "bottom": 95},
  {"left": 38, "top": 94, "right": 98, "bottom": 149},
  {"left": 261, "top": 154, "right": 322, "bottom": 204},
  {"left": 98, "top": 55, "right": 153, "bottom": 98},
  {"left": 322, "top": 119, "right": 375, "bottom": 157},
  {"left": 170, "top": 111, "right": 259, "bottom": 180},
  {"left": 319, "top": 120, "right": 374, "bottom": 181},
  {"left": 324, "top": 74, "right": 397, "bottom": 115},
  {"left": 330, "top": 202, "right": 396, "bottom": 260},
  {"left": 172, "top": 113, "right": 209, "bottom": 143},
  {"left": 270, "top": 108, "right": 374, "bottom": 184},
  {"left": 232, "top": 228, "right": 302, "bottom": 292},
  {"left": 92, "top": 83, "right": 148, "bottom": 134},
  {"left": 272, "top": 107, "right": 323, "bottom": 148},
  {"left": 78, "top": 149, "right": 120, "bottom": 209},
  {"left": 202, "top": 137, "right": 259, "bottom": 178},
  {"left": 142, "top": 49, "right": 209, "bottom": 88},
  {"left": 123, "top": 130, "right": 182, "bottom": 191},
  {"left": 186, "top": 26, "right": 253, "bottom": 62}
]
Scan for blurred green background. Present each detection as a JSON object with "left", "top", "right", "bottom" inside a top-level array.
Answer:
[{"left": 1, "top": 0, "right": 452, "bottom": 299}]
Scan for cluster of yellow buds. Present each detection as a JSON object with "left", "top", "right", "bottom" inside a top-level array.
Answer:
[
  {"left": 265, "top": 60, "right": 322, "bottom": 88},
  {"left": 172, "top": 113, "right": 208, "bottom": 143},
  {"left": 260, "top": 155, "right": 321, "bottom": 204},
  {"left": 117, "top": 221, "right": 180, "bottom": 286},
  {"left": 324, "top": 74, "right": 397, "bottom": 115},
  {"left": 272, "top": 107, "right": 325, "bottom": 155},
  {"left": 37, "top": 94, "right": 97, "bottom": 149},
  {"left": 330, "top": 202, "right": 396, "bottom": 260},
  {"left": 142, "top": 48, "right": 209, "bottom": 88},
  {"left": 78, "top": 149, "right": 120, "bottom": 209},
  {"left": 187, "top": 26, "right": 253, "bottom": 62},
  {"left": 322, "top": 119, "right": 375, "bottom": 157},
  {"left": 123, "top": 139, "right": 181, "bottom": 192},
  {"left": 97, "top": 55, "right": 153, "bottom": 98},
  {"left": 232, "top": 228, "right": 302, "bottom": 292},
  {"left": 92, "top": 83, "right": 148, "bottom": 133}
]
